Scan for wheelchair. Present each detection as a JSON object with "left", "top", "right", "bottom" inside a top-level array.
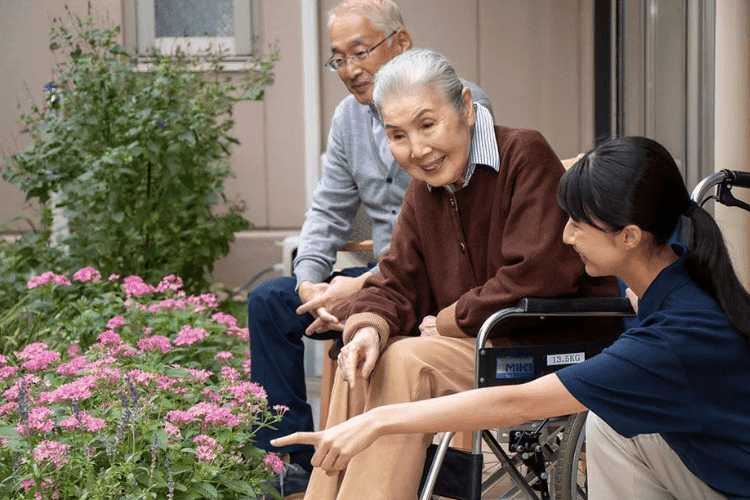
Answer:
[{"left": 419, "top": 169, "right": 750, "bottom": 500}]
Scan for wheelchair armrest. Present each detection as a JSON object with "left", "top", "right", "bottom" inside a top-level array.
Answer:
[{"left": 517, "top": 296, "right": 635, "bottom": 315}]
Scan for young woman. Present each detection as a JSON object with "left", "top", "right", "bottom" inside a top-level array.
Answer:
[{"left": 274, "top": 136, "right": 750, "bottom": 499}]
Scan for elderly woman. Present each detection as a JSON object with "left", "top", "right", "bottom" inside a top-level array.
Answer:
[{"left": 288, "top": 49, "right": 617, "bottom": 500}]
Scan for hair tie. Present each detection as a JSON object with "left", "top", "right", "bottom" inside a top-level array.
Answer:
[{"left": 685, "top": 200, "right": 699, "bottom": 218}]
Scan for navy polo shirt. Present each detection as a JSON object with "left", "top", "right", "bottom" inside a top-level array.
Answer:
[{"left": 558, "top": 245, "right": 750, "bottom": 499}]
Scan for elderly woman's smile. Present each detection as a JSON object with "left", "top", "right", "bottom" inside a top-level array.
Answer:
[{"left": 382, "top": 85, "right": 475, "bottom": 189}]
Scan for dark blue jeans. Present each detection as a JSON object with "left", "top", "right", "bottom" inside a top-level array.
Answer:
[{"left": 248, "top": 266, "right": 371, "bottom": 466}]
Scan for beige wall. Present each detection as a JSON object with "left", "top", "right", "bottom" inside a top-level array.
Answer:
[
  {"left": 0, "top": 0, "right": 119, "bottom": 232},
  {"left": 12, "top": 1, "right": 748, "bottom": 292},
  {"left": 714, "top": 0, "right": 750, "bottom": 288}
]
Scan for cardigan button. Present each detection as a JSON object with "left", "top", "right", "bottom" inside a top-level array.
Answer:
[{"left": 460, "top": 242, "right": 466, "bottom": 252}]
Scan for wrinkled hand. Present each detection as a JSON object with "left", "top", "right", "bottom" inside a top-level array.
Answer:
[
  {"left": 297, "top": 274, "right": 370, "bottom": 336},
  {"left": 338, "top": 327, "right": 380, "bottom": 389},
  {"left": 418, "top": 315, "right": 438, "bottom": 337},
  {"left": 270, "top": 411, "right": 379, "bottom": 475},
  {"left": 625, "top": 287, "right": 639, "bottom": 314}
]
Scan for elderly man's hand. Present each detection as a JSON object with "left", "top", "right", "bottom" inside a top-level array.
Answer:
[
  {"left": 338, "top": 327, "right": 380, "bottom": 389},
  {"left": 297, "top": 274, "right": 371, "bottom": 336}
]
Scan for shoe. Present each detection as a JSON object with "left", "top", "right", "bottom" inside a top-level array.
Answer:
[{"left": 260, "top": 462, "right": 310, "bottom": 499}]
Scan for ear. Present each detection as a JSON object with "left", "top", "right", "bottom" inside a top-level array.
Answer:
[
  {"left": 619, "top": 224, "right": 642, "bottom": 250},
  {"left": 462, "top": 86, "right": 476, "bottom": 128},
  {"left": 394, "top": 28, "right": 412, "bottom": 53}
]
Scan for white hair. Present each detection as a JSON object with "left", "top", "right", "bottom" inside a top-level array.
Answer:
[
  {"left": 372, "top": 49, "right": 466, "bottom": 118},
  {"left": 328, "top": 0, "right": 405, "bottom": 43}
]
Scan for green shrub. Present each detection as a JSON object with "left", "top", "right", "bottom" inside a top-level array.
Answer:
[{"left": 3, "top": 15, "right": 277, "bottom": 294}]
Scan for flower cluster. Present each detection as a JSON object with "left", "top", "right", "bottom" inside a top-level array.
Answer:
[{"left": 0, "top": 268, "right": 279, "bottom": 500}]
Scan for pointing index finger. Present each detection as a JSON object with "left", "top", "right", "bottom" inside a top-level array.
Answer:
[{"left": 271, "top": 431, "right": 321, "bottom": 448}]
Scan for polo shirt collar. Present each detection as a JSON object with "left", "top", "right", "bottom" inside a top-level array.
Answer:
[{"left": 637, "top": 243, "right": 690, "bottom": 320}]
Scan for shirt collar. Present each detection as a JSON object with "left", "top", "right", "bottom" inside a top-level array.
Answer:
[
  {"left": 432, "top": 102, "right": 498, "bottom": 192},
  {"left": 637, "top": 243, "right": 690, "bottom": 320}
]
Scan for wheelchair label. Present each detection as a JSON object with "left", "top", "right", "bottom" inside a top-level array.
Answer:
[
  {"left": 547, "top": 352, "right": 585, "bottom": 366},
  {"left": 495, "top": 356, "right": 535, "bottom": 379}
]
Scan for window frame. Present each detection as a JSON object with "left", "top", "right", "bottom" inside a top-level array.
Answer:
[{"left": 124, "top": 0, "right": 261, "bottom": 72}]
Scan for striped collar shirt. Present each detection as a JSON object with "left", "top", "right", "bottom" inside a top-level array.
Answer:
[{"left": 436, "top": 102, "right": 498, "bottom": 193}]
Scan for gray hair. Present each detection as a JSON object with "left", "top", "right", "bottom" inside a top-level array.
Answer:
[
  {"left": 328, "top": 0, "right": 405, "bottom": 43},
  {"left": 372, "top": 49, "right": 466, "bottom": 118}
]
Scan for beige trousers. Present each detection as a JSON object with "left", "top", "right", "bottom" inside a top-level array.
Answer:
[
  {"left": 303, "top": 335, "right": 479, "bottom": 500},
  {"left": 586, "top": 413, "right": 728, "bottom": 500}
]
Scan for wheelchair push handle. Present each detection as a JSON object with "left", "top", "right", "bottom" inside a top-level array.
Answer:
[{"left": 728, "top": 170, "right": 750, "bottom": 189}]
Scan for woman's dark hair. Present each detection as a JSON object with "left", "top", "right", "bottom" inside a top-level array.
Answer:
[{"left": 557, "top": 136, "right": 750, "bottom": 338}]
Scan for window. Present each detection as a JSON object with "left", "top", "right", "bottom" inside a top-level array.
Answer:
[{"left": 125, "top": 0, "right": 259, "bottom": 70}]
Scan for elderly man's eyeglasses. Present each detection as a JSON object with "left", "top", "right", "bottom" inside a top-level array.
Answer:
[{"left": 324, "top": 31, "right": 397, "bottom": 71}]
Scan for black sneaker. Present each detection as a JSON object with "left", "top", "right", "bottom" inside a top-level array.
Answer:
[{"left": 260, "top": 462, "right": 310, "bottom": 499}]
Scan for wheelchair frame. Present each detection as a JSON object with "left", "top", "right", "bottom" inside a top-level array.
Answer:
[
  {"left": 419, "top": 297, "right": 635, "bottom": 500},
  {"left": 419, "top": 168, "right": 750, "bottom": 500}
]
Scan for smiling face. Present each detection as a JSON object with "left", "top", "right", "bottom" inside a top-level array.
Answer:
[
  {"left": 381, "top": 85, "right": 475, "bottom": 189},
  {"left": 562, "top": 217, "right": 624, "bottom": 277},
  {"left": 329, "top": 12, "right": 406, "bottom": 105}
]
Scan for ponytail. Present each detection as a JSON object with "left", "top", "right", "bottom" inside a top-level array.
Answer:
[{"left": 683, "top": 206, "right": 750, "bottom": 338}]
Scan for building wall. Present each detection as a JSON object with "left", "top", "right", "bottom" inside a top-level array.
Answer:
[
  {"left": 715, "top": 0, "right": 750, "bottom": 288},
  {"left": 3, "top": 1, "right": 745, "bottom": 291}
]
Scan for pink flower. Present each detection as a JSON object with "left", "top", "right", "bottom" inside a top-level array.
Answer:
[
  {"left": 137, "top": 335, "right": 173, "bottom": 354},
  {"left": 264, "top": 452, "right": 284, "bottom": 474},
  {"left": 28, "top": 407, "right": 55, "bottom": 433},
  {"left": 193, "top": 434, "right": 222, "bottom": 463},
  {"left": 106, "top": 316, "right": 125, "bottom": 330},
  {"left": 56, "top": 356, "right": 87, "bottom": 377},
  {"left": 0, "top": 366, "right": 18, "bottom": 379},
  {"left": 17, "top": 343, "right": 60, "bottom": 372},
  {"left": 174, "top": 325, "right": 208, "bottom": 346},
  {"left": 59, "top": 411, "right": 106, "bottom": 433},
  {"left": 179, "top": 366, "right": 213, "bottom": 382},
  {"left": 228, "top": 327, "right": 250, "bottom": 341},
  {"left": 143, "top": 327, "right": 153, "bottom": 335},
  {"left": 27, "top": 271, "right": 71, "bottom": 289},
  {"left": 164, "top": 422, "right": 181, "bottom": 437},
  {"left": 242, "top": 358, "right": 252, "bottom": 374},
  {"left": 72, "top": 267, "right": 101, "bottom": 283},
  {"left": 214, "top": 351, "right": 233, "bottom": 361},
  {"left": 0, "top": 401, "right": 18, "bottom": 417},
  {"left": 274, "top": 405, "right": 289, "bottom": 416},
  {"left": 156, "top": 275, "right": 184, "bottom": 293},
  {"left": 211, "top": 312, "right": 238, "bottom": 328},
  {"left": 94, "top": 331, "right": 122, "bottom": 346},
  {"left": 33, "top": 440, "right": 69, "bottom": 468},
  {"left": 166, "top": 410, "right": 195, "bottom": 425},
  {"left": 39, "top": 375, "right": 98, "bottom": 404},
  {"left": 0, "top": 354, "right": 7, "bottom": 366},
  {"left": 127, "top": 369, "right": 156, "bottom": 385},
  {"left": 122, "top": 275, "right": 156, "bottom": 297},
  {"left": 108, "top": 274, "right": 120, "bottom": 281},
  {"left": 66, "top": 344, "right": 79, "bottom": 357},
  {"left": 221, "top": 366, "right": 240, "bottom": 382}
]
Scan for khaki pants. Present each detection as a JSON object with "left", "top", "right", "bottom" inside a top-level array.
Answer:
[
  {"left": 304, "top": 335, "right": 478, "bottom": 500},
  {"left": 586, "top": 413, "right": 728, "bottom": 500}
]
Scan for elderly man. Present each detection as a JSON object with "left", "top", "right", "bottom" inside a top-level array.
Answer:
[{"left": 249, "top": 1, "right": 492, "bottom": 497}]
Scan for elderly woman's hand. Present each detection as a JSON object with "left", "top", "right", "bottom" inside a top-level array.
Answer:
[
  {"left": 418, "top": 315, "right": 438, "bottom": 337},
  {"left": 338, "top": 327, "right": 381, "bottom": 389}
]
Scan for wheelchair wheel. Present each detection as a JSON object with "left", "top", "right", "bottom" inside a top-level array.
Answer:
[{"left": 552, "top": 412, "right": 588, "bottom": 500}]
